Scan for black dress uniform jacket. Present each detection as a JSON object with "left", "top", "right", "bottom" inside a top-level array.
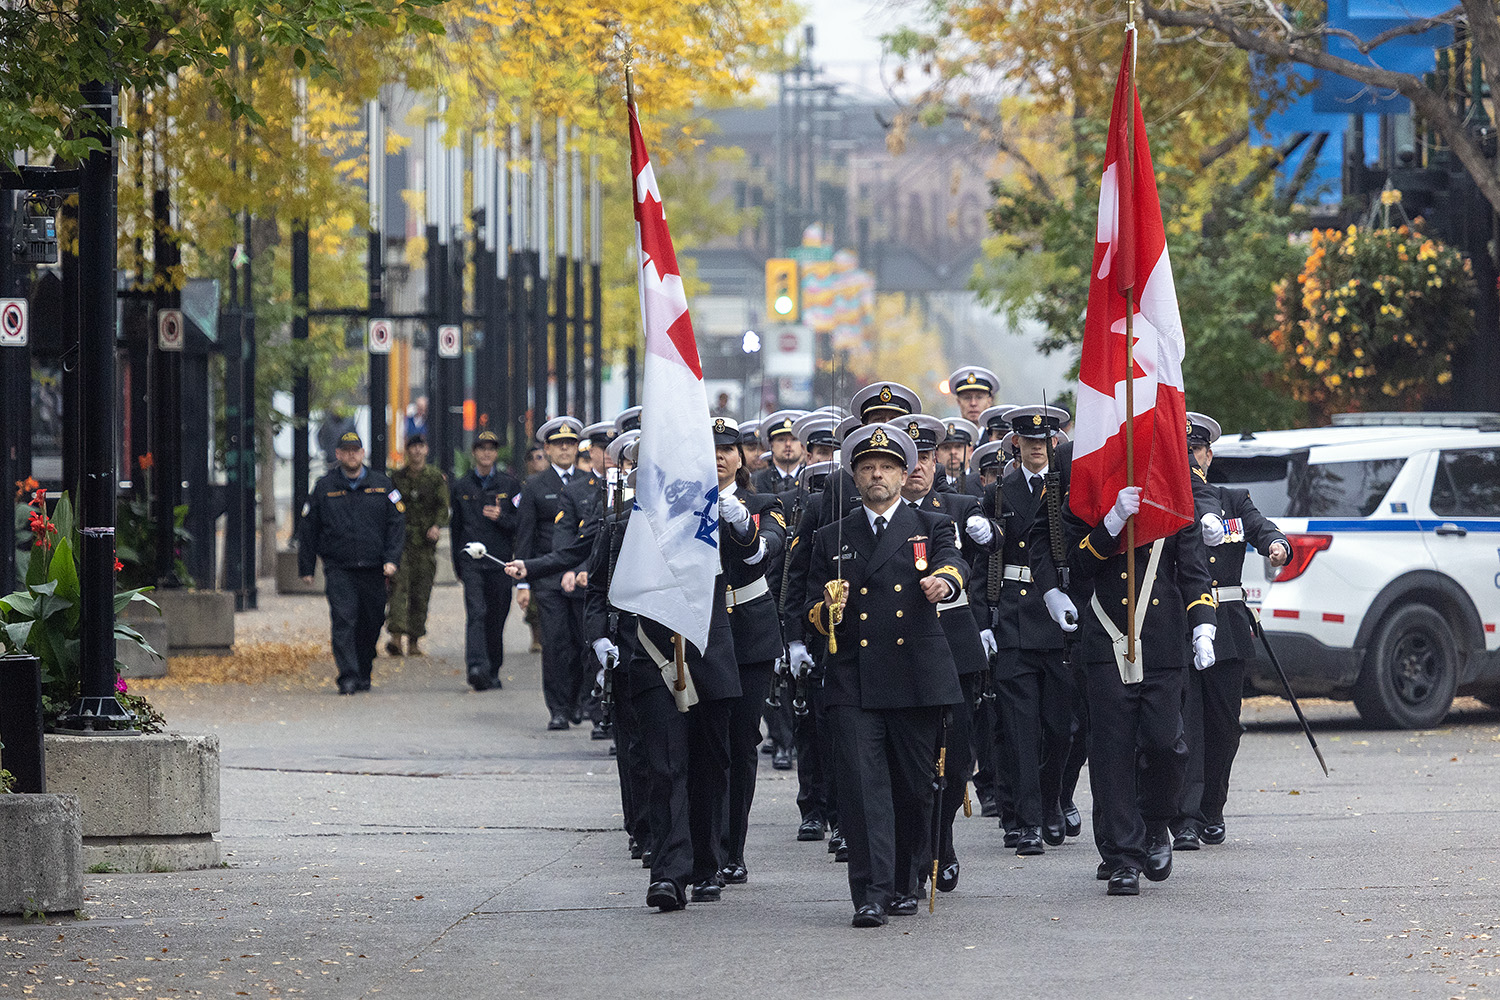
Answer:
[
  {"left": 783, "top": 468, "right": 865, "bottom": 643},
  {"left": 514, "top": 466, "right": 576, "bottom": 590},
  {"left": 449, "top": 467, "right": 523, "bottom": 575},
  {"left": 1199, "top": 480, "right": 1288, "bottom": 662},
  {"left": 752, "top": 464, "right": 802, "bottom": 496},
  {"left": 804, "top": 502, "right": 967, "bottom": 710},
  {"left": 905, "top": 490, "right": 1000, "bottom": 675},
  {"left": 722, "top": 489, "right": 787, "bottom": 665},
  {"left": 298, "top": 467, "right": 405, "bottom": 576},
  {"left": 526, "top": 470, "right": 608, "bottom": 579},
  {"left": 994, "top": 467, "right": 1068, "bottom": 651}
]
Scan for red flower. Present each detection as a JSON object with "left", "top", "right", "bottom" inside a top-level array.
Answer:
[
  {"left": 30, "top": 488, "right": 46, "bottom": 509},
  {"left": 114, "top": 557, "right": 124, "bottom": 574},
  {"left": 137, "top": 453, "right": 154, "bottom": 471}
]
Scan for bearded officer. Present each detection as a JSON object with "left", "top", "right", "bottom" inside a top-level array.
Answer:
[
  {"left": 1172, "top": 413, "right": 1289, "bottom": 849},
  {"left": 298, "top": 430, "right": 405, "bottom": 694},
  {"left": 1063, "top": 467, "right": 1217, "bottom": 896},
  {"left": 805, "top": 422, "right": 966, "bottom": 927},
  {"left": 948, "top": 365, "right": 999, "bottom": 427},
  {"left": 514, "top": 416, "right": 588, "bottom": 730},
  {"left": 752, "top": 409, "right": 808, "bottom": 494},
  {"left": 897, "top": 414, "right": 1001, "bottom": 894}
]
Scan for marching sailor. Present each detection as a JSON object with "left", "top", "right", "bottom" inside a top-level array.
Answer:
[
  {"left": 752, "top": 409, "right": 809, "bottom": 494},
  {"left": 948, "top": 365, "right": 1000, "bottom": 427}
]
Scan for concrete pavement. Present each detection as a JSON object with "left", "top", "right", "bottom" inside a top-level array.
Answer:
[{"left": 5, "top": 582, "right": 1500, "bottom": 998}]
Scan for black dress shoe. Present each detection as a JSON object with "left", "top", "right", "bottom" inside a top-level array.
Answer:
[
  {"left": 828, "top": 829, "right": 843, "bottom": 854},
  {"left": 1096, "top": 861, "right": 1112, "bottom": 881},
  {"left": 835, "top": 842, "right": 849, "bottom": 863},
  {"left": 1145, "top": 827, "right": 1173, "bottom": 882},
  {"left": 937, "top": 860, "right": 960, "bottom": 893},
  {"left": 591, "top": 722, "right": 611, "bottom": 740},
  {"left": 1107, "top": 867, "right": 1141, "bottom": 895},
  {"left": 772, "top": 747, "right": 793, "bottom": 770},
  {"left": 640, "top": 850, "right": 654, "bottom": 869},
  {"left": 690, "top": 881, "right": 721, "bottom": 902},
  {"left": 979, "top": 795, "right": 999, "bottom": 818},
  {"left": 1002, "top": 828, "right": 1021, "bottom": 849},
  {"left": 1064, "top": 803, "right": 1083, "bottom": 838},
  {"left": 647, "top": 880, "right": 685, "bottom": 911},
  {"left": 1173, "top": 826, "right": 1201, "bottom": 852},
  {"left": 797, "top": 819, "right": 826, "bottom": 842},
  {"left": 354, "top": 677, "right": 371, "bottom": 691},
  {"left": 467, "top": 670, "right": 491, "bottom": 691},
  {"left": 719, "top": 863, "right": 748, "bottom": 885},
  {"left": 1016, "top": 827, "right": 1045, "bottom": 856},
  {"left": 570, "top": 710, "right": 585, "bottom": 726},
  {"left": 337, "top": 678, "right": 358, "bottom": 695},
  {"left": 1042, "top": 812, "right": 1066, "bottom": 847},
  {"left": 889, "top": 894, "right": 919, "bottom": 916},
  {"left": 547, "top": 714, "right": 570, "bottom": 731},
  {"left": 851, "top": 903, "right": 887, "bottom": 928},
  {"left": 629, "top": 837, "right": 643, "bottom": 860},
  {"left": 1200, "top": 822, "right": 1226, "bottom": 845},
  {"left": 488, "top": 673, "right": 503, "bottom": 689}
]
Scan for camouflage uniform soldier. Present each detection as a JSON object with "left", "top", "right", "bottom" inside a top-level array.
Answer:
[{"left": 386, "top": 434, "right": 450, "bottom": 656}]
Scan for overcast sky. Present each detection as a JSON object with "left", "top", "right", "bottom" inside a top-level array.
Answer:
[{"left": 789, "top": 0, "right": 908, "bottom": 99}]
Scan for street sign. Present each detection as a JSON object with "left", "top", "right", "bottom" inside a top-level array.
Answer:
[
  {"left": 368, "top": 318, "right": 393, "bottom": 354},
  {"left": 157, "top": 308, "right": 184, "bottom": 351},
  {"left": 437, "top": 324, "right": 461, "bottom": 358},
  {"left": 765, "top": 323, "right": 813, "bottom": 378},
  {"left": 0, "top": 298, "right": 27, "bottom": 347}
]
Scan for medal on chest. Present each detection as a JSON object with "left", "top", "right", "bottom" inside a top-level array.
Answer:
[
  {"left": 1223, "top": 517, "right": 1245, "bottom": 543},
  {"left": 913, "top": 540, "right": 928, "bottom": 572}
]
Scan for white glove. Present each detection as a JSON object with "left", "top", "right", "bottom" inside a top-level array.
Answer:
[
  {"left": 964, "top": 515, "right": 993, "bottom": 545},
  {"left": 592, "top": 637, "right": 618, "bottom": 670},
  {"left": 463, "top": 541, "right": 489, "bottom": 560},
  {"left": 1102, "top": 486, "right": 1142, "bottom": 536},
  {"left": 1201, "top": 513, "right": 1226, "bottom": 547},
  {"left": 718, "top": 496, "right": 751, "bottom": 528},
  {"left": 595, "top": 667, "right": 606, "bottom": 690},
  {"left": 1043, "top": 588, "right": 1079, "bottom": 632},
  {"left": 1192, "top": 624, "right": 1217, "bottom": 671},
  {"left": 788, "top": 640, "right": 814, "bottom": 676},
  {"left": 744, "top": 537, "right": 769, "bottom": 565},
  {"left": 979, "top": 628, "right": 998, "bottom": 658}
]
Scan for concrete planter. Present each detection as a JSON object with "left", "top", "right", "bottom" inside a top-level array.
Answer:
[
  {"left": 0, "top": 793, "right": 83, "bottom": 913},
  {"left": 44, "top": 732, "right": 221, "bottom": 872},
  {"left": 275, "top": 548, "right": 324, "bottom": 595},
  {"left": 153, "top": 589, "right": 235, "bottom": 655}
]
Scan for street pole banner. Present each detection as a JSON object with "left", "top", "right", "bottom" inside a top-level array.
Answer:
[
  {"left": 368, "top": 318, "right": 393, "bottom": 354},
  {"left": 608, "top": 98, "right": 719, "bottom": 655},
  {"left": 0, "top": 299, "right": 27, "bottom": 347}
]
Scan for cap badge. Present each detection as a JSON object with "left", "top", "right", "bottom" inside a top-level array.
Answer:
[
  {"left": 871, "top": 429, "right": 889, "bottom": 447},
  {"left": 908, "top": 421, "right": 920, "bottom": 440},
  {"left": 1033, "top": 414, "right": 1043, "bottom": 426},
  {"left": 965, "top": 373, "right": 977, "bottom": 385},
  {"left": 879, "top": 386, "right": 892, "bottom": 403},
  {"left": 714, "top": 418, "right": 725, "bottom": 433}
]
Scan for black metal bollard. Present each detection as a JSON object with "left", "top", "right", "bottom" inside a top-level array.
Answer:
[{"left": 0, "top": 653, "right": 46, "bottom": 793}]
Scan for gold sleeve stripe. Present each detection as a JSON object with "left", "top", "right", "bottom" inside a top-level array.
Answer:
[
  {"left": 1080, "top": 535, "right": 1106, "bottom": 560},
  {"left": 1187, "top": 595, "right": 1217, "bottom": 612},
  {"left": 932, "top": 565, "right": 965, "bottom": 588},
  {"left": 768, "top": 511, "right": 787, "bottom": 528},
  {"left": 808, "top": 602, "right": 830, "bottom": 636},
  {"left": 554, "top": 511, "right": 565, "bottom": 523},
  {"left": 789, "top": 536, "right": 800, "bottom": 551}
]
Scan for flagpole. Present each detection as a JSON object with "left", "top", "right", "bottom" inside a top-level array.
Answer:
[{"left": 1122, "top": 4, "right": 1138, "bottom": 666}]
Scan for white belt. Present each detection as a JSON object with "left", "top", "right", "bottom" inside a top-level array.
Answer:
[
  {"left": 1088, "top": 538, "right": 1165, "bottom": 686},
  {"left": 1002, "top": 565, "right": 1033, "bottom": 583},
  {"left": 725, "top": 576, "right": 770, "bottom": 609},
  {"left": 1213, "top": 586, "right": 1245, "bottom": 604},
  {"left": 636, "top": 625, "right": 699, "bottom": 713},
  {"left": 939, "top": 589, "right": 970, "bottom": 611}
]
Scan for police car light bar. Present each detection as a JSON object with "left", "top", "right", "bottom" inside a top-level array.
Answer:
[{"left": 1330, "top": 412, "right": 1500, "bottom": 431}]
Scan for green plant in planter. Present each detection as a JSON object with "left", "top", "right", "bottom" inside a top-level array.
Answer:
[{"left": 1, "top": 490, "right": 164, "bottom": 728}]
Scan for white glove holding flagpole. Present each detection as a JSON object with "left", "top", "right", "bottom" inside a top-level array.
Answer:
[{"left": 1103, "top": 486, "right": 1142, "bottom": 536}]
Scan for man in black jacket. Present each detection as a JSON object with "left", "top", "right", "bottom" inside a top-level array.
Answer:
[
  {"left": 450, "top": 430, "right": 523, "bottom": 691},
  {"left": 299, "top": 431, "right": 405, "bottom": 694}
]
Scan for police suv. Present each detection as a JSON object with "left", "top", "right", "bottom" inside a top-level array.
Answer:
[{"left": 1208, "top": 412, "right": 1500, "bottom": 728}]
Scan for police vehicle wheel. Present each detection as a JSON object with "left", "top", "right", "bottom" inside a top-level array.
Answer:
[{"left": 1352, "top": 603, "right": 1458, "bottom": 730}]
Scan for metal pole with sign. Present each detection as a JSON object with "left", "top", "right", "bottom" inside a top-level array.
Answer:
[{"left": 367, "top": 97, "right": 388, "bottom": 472}]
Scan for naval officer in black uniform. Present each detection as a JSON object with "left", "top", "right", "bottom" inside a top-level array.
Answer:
[
  {"left": 1063, "top": 471, "right": 1217, "bottom": 895},
  {"left": 805, "top": 423, "right": 966, "bottom": 927},
  {"left": 751, "top": 409, "right": 807, "bottom": 494},
  {"left": 1173, "top": 413, "right": 1289, "bottom": 848},
  {"left": 298, "top": 430, "right": 406, "bottom": 694}
]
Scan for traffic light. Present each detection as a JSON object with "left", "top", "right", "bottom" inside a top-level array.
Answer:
[{"left": 765, "top": 258, "right": 798, "bottom": 322}]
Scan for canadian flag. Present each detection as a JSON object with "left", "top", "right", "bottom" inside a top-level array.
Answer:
[
  {"left": 608, "top": 101, "right": 720, "bottom": 654},
  {"left": 1070, "top": 28, "right": 1195, "bottom": 548}
]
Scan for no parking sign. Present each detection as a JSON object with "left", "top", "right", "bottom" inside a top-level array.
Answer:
[
  {"left": 368, "top": 318, "right": 393, "bottom": 355},
  {"left": 437, "top": 324, "right": 461, "bottom": 358},
  {"left": 157, "top": 308, "right": 184, "bottom": 351},
  {"left": 0, "top": 299, "right": 27, "bottom": 347}
]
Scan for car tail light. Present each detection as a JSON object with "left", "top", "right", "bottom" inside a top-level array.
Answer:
[{"left": 1274, "top": 533, "right": 1332, "bottom": 583}]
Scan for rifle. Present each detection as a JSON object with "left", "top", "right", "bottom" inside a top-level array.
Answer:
[
  {"left": 928, "top": 709, "right": 949, "bottom": 914},
  {"left": 1041, "top": 399, "right": 1074, "bottom": 628},
  {"left": 768, "top": 487, "right": 803, "bottom": 712},
  {"left": 982, "top": 476, "right": 1003, "bottom": 707},
  {"left": 594, "top": 465, "right": 628, "bottom": 736}
]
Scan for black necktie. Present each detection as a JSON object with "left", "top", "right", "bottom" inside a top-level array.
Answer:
[
  {"left": 1030, "top": 475, "right": 1042, "bottom": 498},
  {"left": 561, "top": 472, "right": 571, "bottom": 486},
  {"left": 874, "top": 515, "right": 887, "bottom": 540}
]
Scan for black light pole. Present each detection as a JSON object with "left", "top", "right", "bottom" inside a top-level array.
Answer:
[
  {"left": 424, "top": 107, "right": 449, "bottom": 473},
  {"left": 508, "top": 121, "right": 527, "bottom": 451},
  {"left": 0, "top": 180, "right": 17, "bottom": 591},
  {"left": 570, "top": 134, "right": 586, "bottom": 420},
  {"left": 290, "top": 78, "right": 311, "bottom": 528},
  {"left": 553, "top": 118, "right": 569, "bottom": 417},
  {"left": 531, "top": 117, "right": 549, "bottom": 426},
  {"left": 589, "top": 150, "right": 603, "bottom": 421},
  {"left": 61, "top": 76, "right": 130, "bottom": 727},
  {"left": 367, "top": 97, "right": 388, "bottom": 472},
  {"left": 444, "top": 132, "right": 464, "bottom": 462},
  {"left": 151, "top": 107, "right": 183, "bottom": 587}
]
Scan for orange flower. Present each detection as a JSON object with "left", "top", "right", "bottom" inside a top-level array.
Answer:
[{"left": 137, "top": 453, "right": 154, "bottom": 470}]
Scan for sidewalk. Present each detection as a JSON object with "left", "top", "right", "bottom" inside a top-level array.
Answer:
[{"left": 5, "top": 579, "right": 1500, "bottom": 998}]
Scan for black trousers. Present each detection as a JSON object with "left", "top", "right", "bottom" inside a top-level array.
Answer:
[
  {"left": 325, "top": 566, "right": 386, "bottom": 684},
  {"left": 1060, "top": 656, "right": 1091, "bottom": 812},
  {"left": 1085, "top": 658, "right": 1188, "bottom": 872},
  {"left": 459, "top": 565, "right": 512, "bottom": 682},
  {"left": 612, "top": 630, "right": 648, "bottom": 845},
  {"left": 635, "top": 683, "right": 732, "bottom": 890},
  {"left": 725, "top": 659, "right": 775, "bottom": 866},
  {"left": 937, "top": 673, "right": 981, "bottom": 865},
  {"left": 997, "top": 646, "right": 1074, "bottom": 827},
  {"left": 828, "top": 704, "right": 941, "bottom": 911},
  {"left": 1176, "top": 656, "right": 1247, "bottom": 830},
  {"left": 794, "top": 682, "right": 833, "bottom": 828},
  {"left": 764, "top": 696, "right": 795, "bottom": 753},
  {"left": 971, "top": 686, "right": 999, "bottom": 805},
  {"left": 536, "top": 587, "right": 586, "bottom": 717}
]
